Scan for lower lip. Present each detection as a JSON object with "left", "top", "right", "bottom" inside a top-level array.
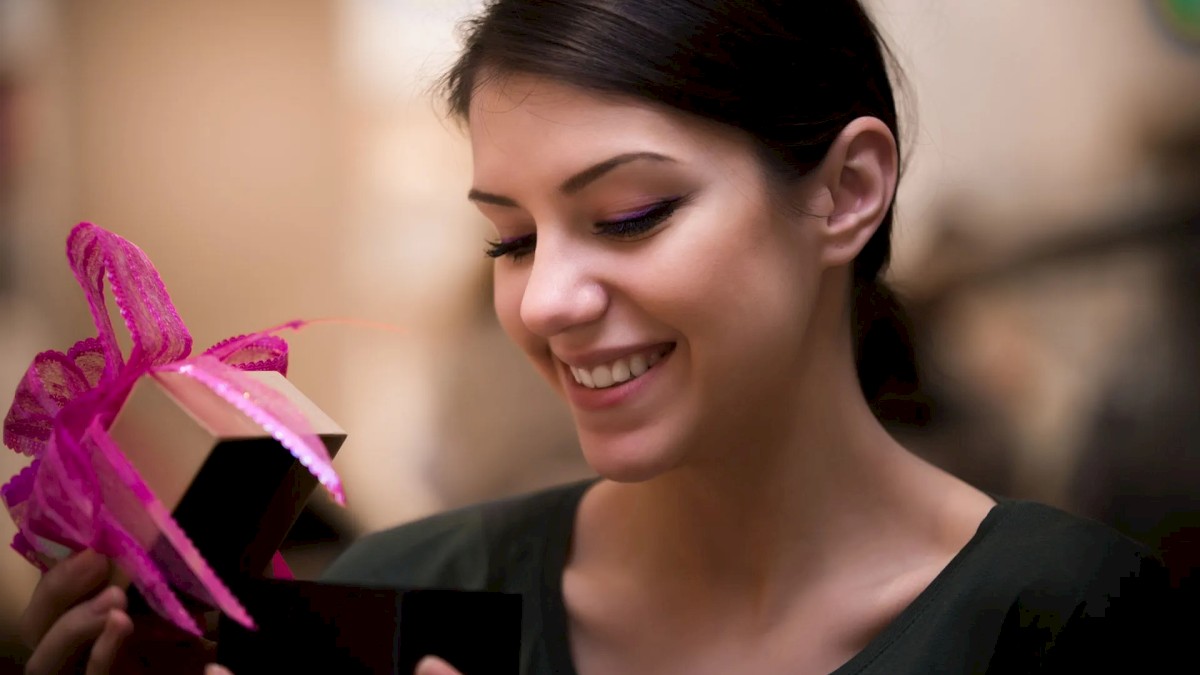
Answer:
[{"left": 563, "top": 350, "right": 671, "bottom": 411}]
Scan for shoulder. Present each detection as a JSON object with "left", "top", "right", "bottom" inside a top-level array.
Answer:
[
  {"left": 979, "top": 499, "right": 1162, "bottom": 597},
  {"left": 320, "top": 479, "right": 595, "bottom": 591},
  {"left": 976, "top": 499, "right": 1178, "bottom": 668},
  {"left": 984, "top": 499, "right": 1152, "bottom": 578},
  {"left": 853, "top": 499, "right": 1184, "bottom": 673}
]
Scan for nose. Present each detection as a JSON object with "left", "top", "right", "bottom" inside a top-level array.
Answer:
[{"left": 519, "top": 237, "right": 608, "bottom": 338}]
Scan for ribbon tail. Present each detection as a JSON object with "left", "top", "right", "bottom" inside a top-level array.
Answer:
[
  {"left": 1, "top": 461, "right": 37, "bottom": 525},
  {"left": 8, "top": 425, "right": 103, "bottom": 568},
  {"left": 270, "top": 551, "right": 294, "bottom": 580},
  {"left": 9, "top": 530, "right": 47, "bottom": 571},
  {"left": 99, "top": 518, "right": 203, "bottom": 636},
  {"left": 87, "top": 422, "right": 255, "bottom": 629},
  {"left": 163, "top": 356, "right": 344, "bottom": 505},
  {"left": 1, "top": 463, "right": 56, "bottom": 570}
]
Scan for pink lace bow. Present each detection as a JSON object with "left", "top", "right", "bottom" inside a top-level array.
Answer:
[{"left": 1, "top": 222, "right": 344, "bottom": 635}]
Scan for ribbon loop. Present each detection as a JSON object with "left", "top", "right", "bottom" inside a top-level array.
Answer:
[
  {"left": 1, "top": 222, "right": 342, "bottom": 634},
  {"left": 203, "top": 333, "right": 290, "bottom": 375}
]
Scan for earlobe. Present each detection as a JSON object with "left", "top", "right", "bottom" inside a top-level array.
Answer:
[{"left": 815, "top": 117, "right": 898, "bottom": 269}]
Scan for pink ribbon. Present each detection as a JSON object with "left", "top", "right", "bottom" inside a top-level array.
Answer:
[{"left": 1, "top": 222, "right": 344, "bottom": 635}]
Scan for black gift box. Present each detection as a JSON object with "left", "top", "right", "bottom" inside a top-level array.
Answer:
[
  {"left": 215, "top": 579, "right": 522, "bottom": 674},
  {"left": 107, "top": 370, "right": 347, "bottom": 583},
  {"left": 110, "top": 372, "right": 523, "bottom": 673}
]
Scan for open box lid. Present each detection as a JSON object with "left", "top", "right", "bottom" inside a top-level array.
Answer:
[{"left": 107, "top": 370, "right": 346, "bottom": 517}]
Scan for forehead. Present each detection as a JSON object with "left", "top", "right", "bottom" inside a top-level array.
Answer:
[
  {"left": 470, "top": 73, "right": 668, "bottom": 134},
  {"left": 467, "top": 73, "right": 751, "bottom": 185}
]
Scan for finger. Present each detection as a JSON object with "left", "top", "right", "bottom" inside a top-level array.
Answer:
[
  {"left": 205, "top": 664, "right": 235, "bottom": 675},
  {"left": 19, "top": 550, "right": 111, "bottom": 648},
  {"left": 415, "top": 655, "right": 464, "bottom": 675},
  {"left": 23, "top": 585, "right": 126, "bottom": 675},
  {"left": 84, "top": 609, "right": 133, "bottom": 675}
]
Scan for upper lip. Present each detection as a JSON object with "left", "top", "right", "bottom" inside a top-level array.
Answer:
[{"left": 553, "top": 342, "right": 673, "bottom": 369}]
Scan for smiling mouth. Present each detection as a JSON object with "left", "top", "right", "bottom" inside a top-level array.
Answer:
[{"left": 567, "top": 344, "right": 675, "bottom": 390}]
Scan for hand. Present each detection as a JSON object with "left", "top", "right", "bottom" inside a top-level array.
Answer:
[
  {"left": 415, "top": 655, "right": 465, "bottom": 675},
  {"left": 20, "top": 550, "right": 132, "bottom": 675},
  {"left": 20, "top": 550, "right": 215, "bottom": 674}
]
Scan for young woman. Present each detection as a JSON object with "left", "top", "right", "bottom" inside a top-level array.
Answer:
[{"left": 19, "top": 1, "right": 1173, "bottom": 673}]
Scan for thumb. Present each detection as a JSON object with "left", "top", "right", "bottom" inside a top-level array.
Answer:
[
  {"left": 206, "top": 664, "right": 234, "bottom": 675},
  {"left": 415, "top": 655, "right": 463, "bottom": 675}
]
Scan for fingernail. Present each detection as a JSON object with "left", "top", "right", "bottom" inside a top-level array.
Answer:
[
  {"left": 416, "top": 655, "right": 453, "bottom": 675},
  {"left": 105, "top": 608, "right": 133, "bottom": 635},
  {"left": 206, "top": 664, "right": 233, "bottom": 675}
]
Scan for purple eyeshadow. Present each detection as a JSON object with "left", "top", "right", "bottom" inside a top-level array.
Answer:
[{"left": 615, "top": 203, "right": 663, "bottom": 220}]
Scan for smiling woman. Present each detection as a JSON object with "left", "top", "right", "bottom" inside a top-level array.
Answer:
[
  {"left": 16, "top": 1, "right": 1180, "bottom": 674},
  {"left": 464, "top": 73, "right": 898, "bottom": 486},
  {"left": 329, "top": 2, "right": 1175, "bottom": 673}
]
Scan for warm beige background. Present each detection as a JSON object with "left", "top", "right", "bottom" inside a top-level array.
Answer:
[{"left": 1, "top": 0, "right": 1198, "bottom": 667}]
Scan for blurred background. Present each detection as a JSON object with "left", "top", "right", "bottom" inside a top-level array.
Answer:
[{"left": 0, "top": 0, "right": 1197, "bottom": 668}]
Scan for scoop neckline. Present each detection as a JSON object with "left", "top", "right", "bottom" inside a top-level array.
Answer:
[
  {"left": 828, "top": 498, "right": 1014, "bottom": 673},
  {"left": 536, "top": 482, "right": 1015, "bottom": 675}
]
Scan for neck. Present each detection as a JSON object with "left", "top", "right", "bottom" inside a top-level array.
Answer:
[
  {"left": 571, "top": 286, "right": 936, "bottom": 620},
  {"left": 641, "top": 375, "right": 902, "bottom": 574}
]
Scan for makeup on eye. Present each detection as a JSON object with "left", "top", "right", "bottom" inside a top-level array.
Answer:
[
  {"left": 594, "top": 194, "right": 691, "bottom": 239},
  {"left": 483, "top": 194, "right": 694, "bottom": 261}
]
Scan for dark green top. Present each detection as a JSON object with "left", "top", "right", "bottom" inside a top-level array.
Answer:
[{"left": 322, "top": 480, "right": 1178, "bottom": 674}]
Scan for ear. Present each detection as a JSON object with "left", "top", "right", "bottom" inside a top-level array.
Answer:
[{"left": 810, "top": 117, "right": 898, "bottom": 269}]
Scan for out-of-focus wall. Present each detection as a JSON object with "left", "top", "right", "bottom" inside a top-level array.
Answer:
[
  {"left": 871, "top": 0, "right": 1200, "bottom": 584},
  {"left": 0, "top": 0, "right": 1197, "bottom": 667},
  {"left": 0, "top": 0, "right": 356, "bottom": 664},
  {"left": 333, "top": 0, "right": 586, "bottom": 522},
  {"left": 871, "top": 0, "right": 1200, "bottom": 501},
  {"left": 876, "top": 0, "right": 1200, "bottom": 261}
]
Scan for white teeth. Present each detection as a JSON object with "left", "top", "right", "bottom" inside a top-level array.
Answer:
[
  {"left": 591, "top": 365, "right": 614, "bottom": 388},
  {"left": 568, "top": 345, "right": 671, "bottom": 390},
  {"left": 611, "top": 359, "right": 631, "bottom": 383}
]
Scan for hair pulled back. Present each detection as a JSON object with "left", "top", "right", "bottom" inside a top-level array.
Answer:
[{"left": 444, "top": 0, "right": 919, "bottom": 420}]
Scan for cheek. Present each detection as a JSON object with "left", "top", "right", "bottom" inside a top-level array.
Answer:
[
  {"left": 646, "top": 208, "right": 811, "bottom": 331},
  {"left": 653, "top": 211, "right": 821, "bottom": 373}
]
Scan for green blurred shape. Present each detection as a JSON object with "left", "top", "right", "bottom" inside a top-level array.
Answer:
[
  {"left": 1162, "top": 0, "right": 1200, "bottom": 24},
  {"left": 1156, "top": 0, "right": 1200, "bottom": 42}
]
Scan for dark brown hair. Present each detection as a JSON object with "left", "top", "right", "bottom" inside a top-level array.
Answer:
[{"left": 443, "top": 0, "right": 918, "bottom": 419}]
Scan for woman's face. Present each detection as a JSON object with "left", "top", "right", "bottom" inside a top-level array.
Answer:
[{"left": 468, "top": 74, "right": 832, "bottom": 481}]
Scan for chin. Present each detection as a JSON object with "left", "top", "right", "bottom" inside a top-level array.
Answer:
[{"left": 576, "top": 429, "right": 685, "bottom": 483}]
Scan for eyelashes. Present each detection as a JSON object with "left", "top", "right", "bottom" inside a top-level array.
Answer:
[
  {"left": 485, "top": 234, "right": 535, "bottom": 260},
  {"left": 595, "top": 196, "right": 688, "bottom": 239},
  {"left": 484, "top": 195, "right": 690, "bottom": 261}
]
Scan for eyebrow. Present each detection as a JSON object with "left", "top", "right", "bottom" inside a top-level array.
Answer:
[{"left": 467, "top": 151, "right": 676, "bottom": 207}]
